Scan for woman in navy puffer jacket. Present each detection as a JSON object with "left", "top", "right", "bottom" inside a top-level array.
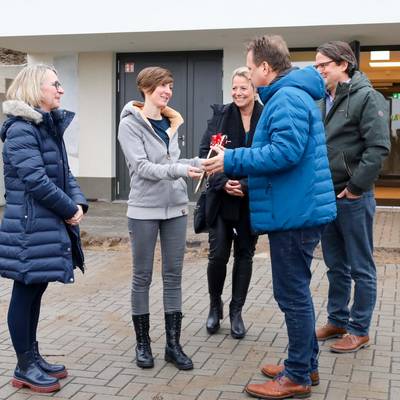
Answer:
[{"left": 0, "top": 64, "right": 88, "bottom": 393}]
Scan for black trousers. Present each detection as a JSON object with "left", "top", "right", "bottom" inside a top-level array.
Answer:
[
  {"left": 207, "top": 213, "right": 257, "bottom": 309},
  {"left": 7, "top": 281, "right": 48, "bottom": 353}
]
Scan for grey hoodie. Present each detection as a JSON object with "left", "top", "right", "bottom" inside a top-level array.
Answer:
[{"left": 118, "top": 101, "right": 201, "bottom": 219}]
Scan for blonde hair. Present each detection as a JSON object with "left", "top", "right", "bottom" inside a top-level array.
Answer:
[
  {"left": 231, "top": 66, "right": 256, "bottom": 92},
  {"left": 231, "top": 66, "right": 251, "bottom": 82},
  {"left": 6, "top": 64, "right": 57, "bottom": 107}
]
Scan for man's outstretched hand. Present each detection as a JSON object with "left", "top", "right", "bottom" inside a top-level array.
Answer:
[{"left": 202, "top": 145, "right": 225, "bottom": 175}]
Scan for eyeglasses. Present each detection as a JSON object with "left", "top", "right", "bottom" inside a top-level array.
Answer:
[
  {"left": 50, "top": 81, "right": 63, "bottom": 91},
  {"left": 313, "top": 60, "right": 336, "bottom": 70}
]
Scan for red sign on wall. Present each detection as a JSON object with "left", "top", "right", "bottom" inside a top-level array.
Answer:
[{"left": 125, "top": 63, "right": 135, "bottom": 73}]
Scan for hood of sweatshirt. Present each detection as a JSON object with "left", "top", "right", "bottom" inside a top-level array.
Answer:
[{"left": 120, "top": 101, "right": 184, "bottom": 137}]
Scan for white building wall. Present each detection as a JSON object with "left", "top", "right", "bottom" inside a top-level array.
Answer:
[{"left": 78, "top": 52, "right": 115, "bottom": 179}]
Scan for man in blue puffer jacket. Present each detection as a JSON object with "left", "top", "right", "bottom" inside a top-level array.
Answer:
[{"left": 203, "top": 35, "right": 336, "bottom": 399}]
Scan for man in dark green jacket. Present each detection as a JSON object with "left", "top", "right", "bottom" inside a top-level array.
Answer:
[{"left": 314, "top": 41, "right": 390, "bottom": 353}]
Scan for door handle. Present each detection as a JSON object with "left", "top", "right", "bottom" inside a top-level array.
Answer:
[{"left": 178, "top": 134, "right": 185, "bottom": 147}]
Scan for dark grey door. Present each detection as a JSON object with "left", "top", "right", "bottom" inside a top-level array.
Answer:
[{"left": 116, "top": 51, "right": 223, "bottom": 200}]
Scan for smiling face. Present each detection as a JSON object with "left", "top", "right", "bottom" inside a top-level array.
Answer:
[
  {"left": 39, "top": 69, "right": 64, "bottom": 112},
  {"left": 231, "top": 75, "right": 255, "bottom": 109},
  {"left": 315, "top": 52, "right": 349, "bottom": 93},
  {"left": 145, "top": 82, "right": 173, "bottom": 109}
]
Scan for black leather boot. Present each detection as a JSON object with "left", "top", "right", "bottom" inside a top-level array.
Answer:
[
  {"left": 229, "top": 257, "right": 252, "bottom": 339},
  {"left": 132, "top": 314, "right": 154, "bottom": 368},
  {"left": 164, "top": 312, "right": 193, "bottom": 370},
  {"left": 206, "top": 295, "right": 223, "bottom": 334},
  {"left": 11, "top": 350, "right": 60, "bottom": 393},
  {"left": 33, "top": 342, "right": 67, "bottom": 379},
  {"left": 229, "top": 303, "right": 246, "bottom": 339}
]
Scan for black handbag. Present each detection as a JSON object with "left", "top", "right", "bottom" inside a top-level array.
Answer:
[{"left": 193, "top": 190, "right": 207, "bottom": 234}]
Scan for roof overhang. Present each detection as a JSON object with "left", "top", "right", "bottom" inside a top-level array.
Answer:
[{"left": 1, "top": 24, "right": 399, "bottom": 54}]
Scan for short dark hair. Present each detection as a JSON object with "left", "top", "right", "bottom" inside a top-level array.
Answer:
[
  {"left": 246, "top": 35, "right": 291, "bottom": 73},
  {"left": 316, "top": 41, "right": 358, "bottom": 77},
  {"left": 136, "top": 66, "right": 173, "bottom": 99}
]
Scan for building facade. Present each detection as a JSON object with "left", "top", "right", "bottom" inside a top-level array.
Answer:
[{"left": 0, "top": 0, "right": 399, "bottom": 201}]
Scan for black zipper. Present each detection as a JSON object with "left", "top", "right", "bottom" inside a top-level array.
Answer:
[{"left": 342, "top": 152, "right": 353, "bottom": 177}]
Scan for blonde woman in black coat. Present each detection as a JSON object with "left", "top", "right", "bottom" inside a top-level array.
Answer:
[{"left": 199, "top": 67, "right": 262, "bottom": 338}]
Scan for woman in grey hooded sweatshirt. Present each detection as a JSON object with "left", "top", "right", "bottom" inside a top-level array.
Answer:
[{"left": 118, "top": 66, "right": 202, "bottom": 370}]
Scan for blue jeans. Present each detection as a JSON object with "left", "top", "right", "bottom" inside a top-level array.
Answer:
[
  {"left": 321, "top": 191, "right": 376, "bottom": 336},
  {"left": 269, "top": 225, "right": 324, "bottom": 386}
]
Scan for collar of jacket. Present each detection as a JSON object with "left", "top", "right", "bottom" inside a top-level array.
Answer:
[
  {"left": 335, "top": 71, "right": 371, "bottom": 98},
  {"left": 2, "top": 100, "right": 74, "bottom": 136},
  {"left": 327, "top": 71, "right": 371, "bottom": 119},
  {"left": 131, "top": 101, "right": 184, "bottom": 137},
  {"left": 257, "top": 66, "right": 324, "bottom": 105}
]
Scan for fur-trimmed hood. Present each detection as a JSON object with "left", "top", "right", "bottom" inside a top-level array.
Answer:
[
  {"left": 1, "top": 100, "right": 75, "bottom": 142},
  {"left": 2, "top": 100, "right": 43, "bottom": 124}
]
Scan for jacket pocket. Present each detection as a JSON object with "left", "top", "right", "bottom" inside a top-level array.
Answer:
[
  {"left": 342, "top": 152, "right": 353, "bottom": 177},
  {"left": 23, "top": 195, "right": 34, "bottom": 233},
  {"left": 266, "top": 182, "right": 275, "bottom": 221},
  {"left": 327, "top": 146, "right": 351, "bottom": 184},
  {"left": 170, "top": 178, "right": 188, "bottom": 205}
]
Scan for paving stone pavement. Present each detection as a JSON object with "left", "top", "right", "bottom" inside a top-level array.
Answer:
[
  {"left": 0, "top": 243, "right": 400, "bottom": 400},
  {"left": 0, "top": 201, "right": 400, "bottom": 399}
]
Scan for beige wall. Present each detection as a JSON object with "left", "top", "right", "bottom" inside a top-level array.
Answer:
[{"left": 78, "top": 52, "right": 115, "bottom": 178}]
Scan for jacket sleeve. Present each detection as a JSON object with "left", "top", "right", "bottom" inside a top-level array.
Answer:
[
  {"left": 347, "top": 91, "right": 391, "bottom": 195},
  {"left": 67, "top": 170, "right": 89, "bottom": 213},
  {"left": 224, "top": 92, "right": 309, "bottom": 176},
  {"left": 175, "top": 156, "right": 202, "bottom": 168},
  {"left": 6, "top": 124, "right": 79, "bottom": 219},
  {"left": 118, "top": 118, "right": 188, "bottom": 181}
]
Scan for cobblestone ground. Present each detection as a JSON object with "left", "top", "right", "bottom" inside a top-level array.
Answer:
[{"left": 0, "top": 245, "right": 399, "bottom": 400}]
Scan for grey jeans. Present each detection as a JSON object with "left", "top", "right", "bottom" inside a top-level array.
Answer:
[{"left": 128, "top": 216, "right": 187, "bottom": 315}]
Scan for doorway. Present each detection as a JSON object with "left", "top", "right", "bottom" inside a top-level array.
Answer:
[{"left": 116, "top": 51, "right": 223, "bottom": 201}]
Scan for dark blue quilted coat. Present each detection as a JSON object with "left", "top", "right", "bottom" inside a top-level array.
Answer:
[{"left": 0, "top": 100, "right": 88, "bottom": 284}]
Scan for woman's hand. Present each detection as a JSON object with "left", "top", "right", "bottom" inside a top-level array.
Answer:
[
  {"left": 224, "top": 180, "right": 244, "bottom": 197},
  {"left": 187, "top": 166, "right": 203, "bottom": 179},
  {"left": 65, "top": 204, "right": 84, "bottom": 225}
]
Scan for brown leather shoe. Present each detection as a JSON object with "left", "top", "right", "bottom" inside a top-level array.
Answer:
[
  {"left": 316, "top": 323, "right": 347, "bottom": 340},
  {"left": 261, "top": 364, "right": 319, "bottom": 386},
  {"left": 330, "top": 334, "right": 369, "bottom": 353},
  {"left": 245, "top": 376, "right": 311, "bottom": 399}
]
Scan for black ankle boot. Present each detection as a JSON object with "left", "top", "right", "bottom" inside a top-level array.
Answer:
[
  {"left": 206, "top": 296, "right": 223, "bottom": 334},
  {"left": 132, "top": 314, "right": 154, "bottom": 368},
  {"left": 229, "top": 304, "right": 246, "bottom": 339},
  {"left": 164, "top": 312, "right": 193, "bottom": 370},
  {"left": 11, "top": 350, "right": 60, "bottom": 393},
  {"left": 33, "top": 342, "right": 67, "bottom": 379}
]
